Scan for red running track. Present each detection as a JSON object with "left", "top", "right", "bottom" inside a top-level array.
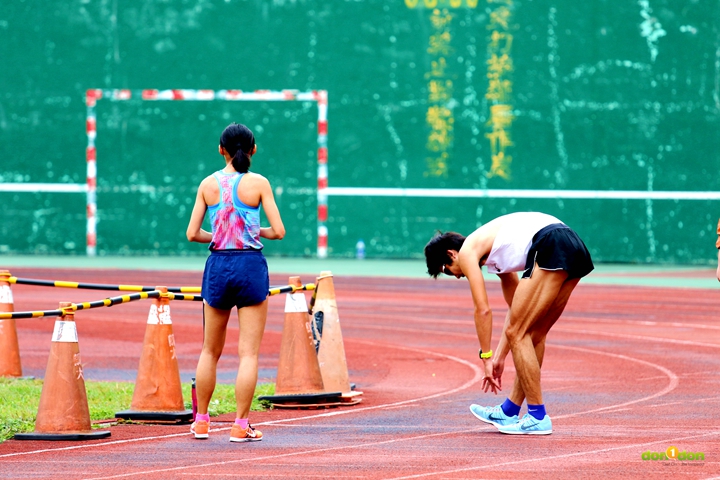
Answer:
[{"left": 0, "top": 267, "right": 719, "bottom": 479}]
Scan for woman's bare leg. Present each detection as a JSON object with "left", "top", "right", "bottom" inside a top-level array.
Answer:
[
  {"left": 195, "top": 302, "right": 232, "bottom": 415},
  {"left": 234, "top": 299, "right": 269, "bottom": 419}
]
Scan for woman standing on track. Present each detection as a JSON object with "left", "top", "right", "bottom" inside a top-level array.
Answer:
[
  {"left": 186, "top": 123, "right": 285, "bottom": 442},
  {"left": 424, "top": 212, "right": 593, "bottom": 435}
]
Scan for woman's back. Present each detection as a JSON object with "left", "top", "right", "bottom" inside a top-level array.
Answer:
[{"left": 206, "top": 171, "right": 263, "bottom": 251}]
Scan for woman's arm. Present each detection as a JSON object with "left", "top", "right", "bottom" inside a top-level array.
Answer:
[
  {"left": 258, "top": 178, "right": 285, "bottom": 240},
  {"left": 186, "top": 180, "right": 213, "bottom": 243}
]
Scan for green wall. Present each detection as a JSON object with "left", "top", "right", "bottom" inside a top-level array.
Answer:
[{"left": 1, "top": 1, "right": 718, "bottom": 263}]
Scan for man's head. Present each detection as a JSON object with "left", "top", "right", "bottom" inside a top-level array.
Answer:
[{"left": 424, "top": 231, "right": 466, "bottom": 278}]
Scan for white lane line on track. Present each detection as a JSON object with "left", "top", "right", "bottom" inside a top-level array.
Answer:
[
  {"left": 4, "top": 324, "right": 680, "bottom": 463},
  {"left": 553, "top": 326, "right": 720, "bottom": 349},
  {"left": 76, "top": 342, "right": 680, "bottom": 480},
  {"left": 80, "top": 426, "right": 496, "bottom": 480},
  {"left": 645, "top": 395, "right": 720, "bottom": 408},
  {"left": 346, "top": 310, "right": 720, "bottom": 332},
  {"left": 343, "top": 318, "right": 720, "bottom": 350},
  {"left": 551, "top": 345, "right": 679, "bottom": 417},
  {"left": 0, "top": 342, "right": 483, "bottom": 460},
  {"left": 386, "top": 430, "right": 720, "bottom": 480}
]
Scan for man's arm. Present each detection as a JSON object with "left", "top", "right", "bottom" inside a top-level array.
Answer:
[
  {"left": 458, "top": 247, "right": 500, "bottom": 393},
  {"left": 459, "top": 254, "right": 492, "bottom": 355}
]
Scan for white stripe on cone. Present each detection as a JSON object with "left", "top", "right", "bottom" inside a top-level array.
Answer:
[
  {"left": 147, "top": 304, "right": 172, "bottom": 324},
  {"left": 52, "top": 320, "right": 79, "bottom": 343},
  {"left": 0, "top": 285, "right": 13, "bottom": 304},
  {"left": 285, "top": 292, "right": 308, "bottom": 313}
]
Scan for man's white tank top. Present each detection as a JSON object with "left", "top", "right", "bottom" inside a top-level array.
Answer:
[{"left": 484, "top": 212, "right": 563, "bottom": 274}]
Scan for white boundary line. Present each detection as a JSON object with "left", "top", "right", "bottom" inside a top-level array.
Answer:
[
  {"left": 388, "top": 431, "right": 720, "bottom": 480},
  {"left": 0, "top": 341, "right": 483, "bottom": 460},
  {"left": 4, "top": 335, "right": 680, "bottom": 478},
  {"left": 0, "top": 183, "right": 86, "bottom": 193},
  {"left": 75, "top": 341, "right": 680, "bottom": 480},
  {"left": 324, "top": 187, "right": 720, "bottom": 200}
]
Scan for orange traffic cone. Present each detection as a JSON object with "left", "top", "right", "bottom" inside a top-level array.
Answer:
[
  {"left": 313, "top": 271, "right": 362, "bottom": 405},
  {"left": 258, "top": 276, "right": 342, "bottom": 408},
  {"left": 115, "top": 287, "right": 192, "bottom": 423},
  {"left": 15, "top": 303, "right": 110, "bottom": 440},
  {"left": 0, "top": 270, "right": 23, "bottom": 378}
]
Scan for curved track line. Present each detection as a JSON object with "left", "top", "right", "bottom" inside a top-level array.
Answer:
[
  {"left": 561, "top": 316, "right": 720, "bottom": 331},
  {"left": 345, "top": 318, "right": 720, "bottom": 351},
  {"left": 259, "top": 340, "right": 484, "bottom": 425},
  {"left": 81, "top": 340, "right": 677, "bottom": 479},
  {"left": 554, "top": 326, "right": 720, "bottom": 349},
  {"left": 0, "top": 341, "right": 483, "bottom": 460},
  {"left": 355, "top": 311, "right": 720, "bottom": 334},
  {"left": 550, "top": 344, "right": 679, "bottom": 417},
  {"left": 386, "top": 430, "right": 720, "bottom": 480},
  {"left": 81, "top": 427, "right": 494, "bottom": 480}
]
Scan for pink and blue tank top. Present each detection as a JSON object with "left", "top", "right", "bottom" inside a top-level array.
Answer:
[{"left": 208, "top": 171, "right": 263, "bottom": 251}]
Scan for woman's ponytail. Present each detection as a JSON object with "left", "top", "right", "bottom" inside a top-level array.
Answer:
[
  {"left": 231, "top": 148, "right": 250, "bottom": 173},
  {"left": 219, "top": 123, "right": 255, "bottom": 173}
]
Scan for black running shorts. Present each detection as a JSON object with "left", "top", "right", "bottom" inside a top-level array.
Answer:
[{"left": 521, "top": 223, "right": 594, "bottom": 280}]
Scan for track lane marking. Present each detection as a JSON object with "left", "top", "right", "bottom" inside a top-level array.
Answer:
[
  {"left": 4, "top": 313, "right": 681, "bottom": 478},
  {"left": 386, "top": 430, "right": 720, "bottom": 479},
  {"left": 0, "top": 342, "right": 483, "bottom": 460},
  {"left": 76, "top": 341, "right": 679, "bottom": 479}
]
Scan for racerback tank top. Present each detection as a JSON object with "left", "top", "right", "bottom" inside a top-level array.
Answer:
[{"left": 207, "top": 171, "right": 263, "bottom": 250}]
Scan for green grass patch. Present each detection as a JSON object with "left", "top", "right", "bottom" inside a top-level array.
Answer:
[{"left": 0, "top": 378, "right": 275, "bottom": 443}]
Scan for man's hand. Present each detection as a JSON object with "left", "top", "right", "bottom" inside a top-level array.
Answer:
[
  {"left": 481, "top": 358, "right": 501, "bottom": 394},
  {"left": 492, "top": 357, "right": 505, "bottom": 390}
]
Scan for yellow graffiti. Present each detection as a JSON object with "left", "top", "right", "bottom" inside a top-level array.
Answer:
[
  {"left": 424, "top": 8, "right": 454, "bottom": 177},
  {"left": 426, "top": 151, "right": 449, "bottom": 177},
  {"left": 426, "top": 57, "right": 448, "bottom": 79},
  {"left": 429, "top": 10, "right": 453, "bottom": 29},
  {"left": 426, "top": 105, "right": 452, "bottom": 129},
  {"left": 485, "top": 1, "right": 514, "bottom": 179},
  {"left": 428, "top": 79, "right": 453, "bottom": 103},
  {"left": 487, "top": 53, "right": 513, "bottom": 76},
  {"left": 428, "top": 31, "right": 452, "bottom": 55},
  {"left": 486, "top": 77, "right": 512, "bottom": 102},
  {"left": 405, "top": 0, "right": 478, "bottom": 8},
  {"left": 487, "top": 151, "right": 512, "bottom": 180},
  {"left": 489, "top": 31, "right": 513, "bottom": 53},
  {"left": 489, "top": 6, "right": 512, "bottom": 29}
]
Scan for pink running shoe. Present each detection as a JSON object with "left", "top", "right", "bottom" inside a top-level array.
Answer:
[
  {"left": 190, "top": 420, "right": 209, "bottom": 439},
  {"left": 229, "top": 424, "right": 262, "bottom": 443}
]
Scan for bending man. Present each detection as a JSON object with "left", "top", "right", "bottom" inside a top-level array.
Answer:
[{"left": 424, "top": 211, "right": 593, "bottom": 435}]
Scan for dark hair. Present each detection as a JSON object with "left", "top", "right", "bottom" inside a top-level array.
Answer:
[
  {"left": 424, "top": 231, "right": 466, "bottom": 278},
  {"left": 219, "top": 123, "right": 255, "bottom": 173}
]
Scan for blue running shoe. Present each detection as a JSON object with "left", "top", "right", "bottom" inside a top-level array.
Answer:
[
  {"left": 498, "top": 413, "right": 553, "bottom": 435},
  {"left": 469, "top": 404, "right": 519, "bottom": 427}
]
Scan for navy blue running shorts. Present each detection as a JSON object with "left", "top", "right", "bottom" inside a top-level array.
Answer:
[
  {"left": 202, "top": 249, "right": 269, "bottom": 310},
  {"left": 522, "top": 223, "right": 594, "bottom": 280}
]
